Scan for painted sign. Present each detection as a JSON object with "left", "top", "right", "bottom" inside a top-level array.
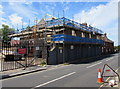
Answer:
[
  {"left": 18, "top": 48, "right": 26, "bottom": 54},
  {"left": 60, "top": 49, "right": 63, "bottom": 53},
  {"left": 36, "top": 47, "right": 39, "bottom": 50},
  {"left": 70, "top": 45, "right": 74, "bottom": 50},
  {"left": 101, "top": 64, "right": 118, "bottom": 77}
]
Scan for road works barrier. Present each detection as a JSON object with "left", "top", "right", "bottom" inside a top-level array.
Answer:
[
  {"left": 98, "top": 64, "right": 120, "bottom": 87},
  {"left": 101, "top": 64, "right": 120, "bottom": 82}
]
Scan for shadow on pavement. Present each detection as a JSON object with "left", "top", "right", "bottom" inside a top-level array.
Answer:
[{"left": 69, "top": 53, "right": 117, "bottom": 64}]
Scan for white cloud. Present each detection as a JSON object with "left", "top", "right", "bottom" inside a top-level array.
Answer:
[
  {"left": 0, "top": 5, "right": 6, "bottom": 28},
  {"left": 0, "top": 18, "right": 11, "bottom": 28},
  {"left": 74, "top": 1, "right": 118, "bottom": 27},
  {"left": 64, "top": 6, "right": 69, "bottom": 11},
  {"left": 0, "top": 10, "right": 4, "bottom": 15},
  {"left": 8, "top": 2, "right": 39, "bottom": 20},
  {"left": 0, "top": 5, "right": 4, "bottom": 15},
  {"left": 104, "top": 23, "right": 118, "bottom": 45},
  {"left": 24, "top": 1, "right": 33, "bottom": 5},
  {"left": 1, "top": 14, "right": 27, "bottom": 29},
  {"left": 1, "top": 2, "right": 39, "bottom": 29},
  {"left": 1, "top": 0, "right": 119, "bottom": 2},
  {"left": 9, "top": 14, "right": 22, "bottom": 24},
  {"left": 0, "top": 5, "right": 3, "bottom": 9},
  {"left": 9, "top": 14, "right": 27, "bottom": 26},
  {"left": 74, "top": 0, "right": 118, "bottom": 45}
]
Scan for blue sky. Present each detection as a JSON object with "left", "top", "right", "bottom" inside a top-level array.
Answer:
[{"left": 0, "top": 0, "right": 118, "bottom": 45}]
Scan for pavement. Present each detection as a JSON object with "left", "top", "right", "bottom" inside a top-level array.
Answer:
[
  {"left": 1, "top": 53, "right": 119, "bottom": 88},
  {"left": 0, "top": 54, "right": 105, "bottom": 79},
  {"left": 1, "top": 63, "right": 69, "bottom": 79},
  {"left": 0, "top": 54, "right": 111, "bottom": 79},
  {"left": 1, "top": 65, "right": 47, "bottom": 79}
]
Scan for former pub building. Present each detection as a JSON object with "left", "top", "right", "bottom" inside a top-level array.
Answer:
[{"left": 9, "top": 16, "right": 114, "bottom": 65}]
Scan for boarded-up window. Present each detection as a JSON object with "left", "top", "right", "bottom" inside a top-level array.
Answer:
[
  {"left": 72, "top": 30, "right": 76, "bottom": 36},
  {"left": 60, "top": 49, "right": 63, "bottom": 53},
  {"left": 70, "top": 45, "right": 74, "bottom": 50}
]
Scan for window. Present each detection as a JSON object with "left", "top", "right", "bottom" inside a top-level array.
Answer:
[
  {"left": 72, "top": 30, "right": 76, "bottom": 36},
  {"left": 70, "top": 45, "right": 74, "bottom": 50},
  {"left": 60, "top": 49, "right": 63, "bottom": 53}
]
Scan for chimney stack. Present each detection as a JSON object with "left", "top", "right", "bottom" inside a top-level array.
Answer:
[
  {"left": 82, "top": 23, "right": 87, "bottom": 26},
  {"left": 104, "top": 33, "right": 107, "bottom": 37}
]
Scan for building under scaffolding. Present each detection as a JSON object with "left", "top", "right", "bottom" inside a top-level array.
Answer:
[{"left": 9, "top": 16, "right": 114, "bottom": 65}]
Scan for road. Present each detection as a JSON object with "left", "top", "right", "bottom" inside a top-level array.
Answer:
[{"left": 1, "top": 53, "right": 119, "bottom": 88}]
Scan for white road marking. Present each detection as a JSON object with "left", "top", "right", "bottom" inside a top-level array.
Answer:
[
  {"left": 86, "top": 62, "right": 102, "bottom": 68},
  {"left": 106, "top": 57, "right": 113, "bottom": 61},
  {"left": 2, "top": 65, "right": 71, "bottom": 81},
  {"left": 33, "top": 72, "right": 76, "bottom": 88}
]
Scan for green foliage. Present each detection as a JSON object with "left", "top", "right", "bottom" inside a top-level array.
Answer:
[
  {"left": 26, "top": 25, "right": 32, "bottom": 31},
  {"left": 63, "top": 63, "right": 70, "bottom": 65},
  {"left": 0, "top": 24, "right": 15, "bottom": 43},
  {"left": 114, "top": 45, "right": 120, "bottom": 51},
  {"left": 40, "top": 61, "right": 47, "bottom": 66}
]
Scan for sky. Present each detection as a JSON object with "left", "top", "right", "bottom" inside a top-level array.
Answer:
[{"left": 0, "top": 0, "right": 119, "bottom": 46}]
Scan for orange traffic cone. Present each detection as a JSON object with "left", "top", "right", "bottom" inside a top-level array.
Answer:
[{"left": 97, "top": 68, "right": 103, "bottom": 83}]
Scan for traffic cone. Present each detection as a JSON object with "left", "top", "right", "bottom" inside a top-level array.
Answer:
[{"left": 97, "top": 68, "right": 103, "bottom": 83}]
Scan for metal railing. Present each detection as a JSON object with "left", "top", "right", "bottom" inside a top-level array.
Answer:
[{"left": 0, "top": 39, "right": 47, "bottom": 71}]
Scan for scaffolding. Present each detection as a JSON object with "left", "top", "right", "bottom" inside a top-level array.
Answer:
[
  {"left": 38, "top": 17, "right": 103, "bottom": 34},
  {"left": 1, "top": 15, "right": 106, "bottom": 71}
]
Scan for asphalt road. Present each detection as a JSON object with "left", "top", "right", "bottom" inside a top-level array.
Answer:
[{"left": 1, "top": 53, "right": 119, "bottom": 88}]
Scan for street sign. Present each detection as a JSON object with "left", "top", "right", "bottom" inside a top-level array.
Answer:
[
  {"left": 101, "top": 64, "right": 118, "bottom": 77},
  {"left": 18, "top": 48, "right": 26, "bottom": 54},
  {"left": 36, "top": 47, "right": 39, "bottom": 50}
]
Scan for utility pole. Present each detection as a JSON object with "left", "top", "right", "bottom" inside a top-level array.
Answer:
[
  {"left": 63, "top": 10, "right": 65, "bottom": 63},
  {"left": 43, "top": 15, "right": 47, "bottom": 62},
  {"left": 34, "top": 18, "right": 37, "bottom": 58}
]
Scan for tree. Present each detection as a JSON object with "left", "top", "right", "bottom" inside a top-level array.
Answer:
[
  {"left": 114, "top": 45, "right": 120, "bottom": 52},
  {"left": 0, "top": 24, "right": 15, "bottom": 44},
  {"left": 26, "top": 25, "right": 32, "bottom": 31}
]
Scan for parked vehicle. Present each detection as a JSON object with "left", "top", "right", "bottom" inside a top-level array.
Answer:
[
  {"left": 0, "top": 50, "right": 22, "bottom": 61},
  {"left": 0, "top": 53, "right": 5, "bottom": 59},
  {"left": 1, "top": 50, "right": 14, "bottom": 55}
]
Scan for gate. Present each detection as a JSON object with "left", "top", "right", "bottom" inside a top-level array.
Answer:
[{"left": 0, "top": 29, "right": 48, "bottom": 71}]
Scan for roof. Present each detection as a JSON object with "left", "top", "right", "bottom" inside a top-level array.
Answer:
[
  {"left": 38, "top": 17, "right": 104, "bottom": 34},
  {"left": 101, "top": 34, "right": 114, "bottom": 43},
  {"left": 9, "top": 17, "right": 104, "bottom": 37},
  {"left": 10, "top": 40, "right": 20, "bottom": 45}
]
